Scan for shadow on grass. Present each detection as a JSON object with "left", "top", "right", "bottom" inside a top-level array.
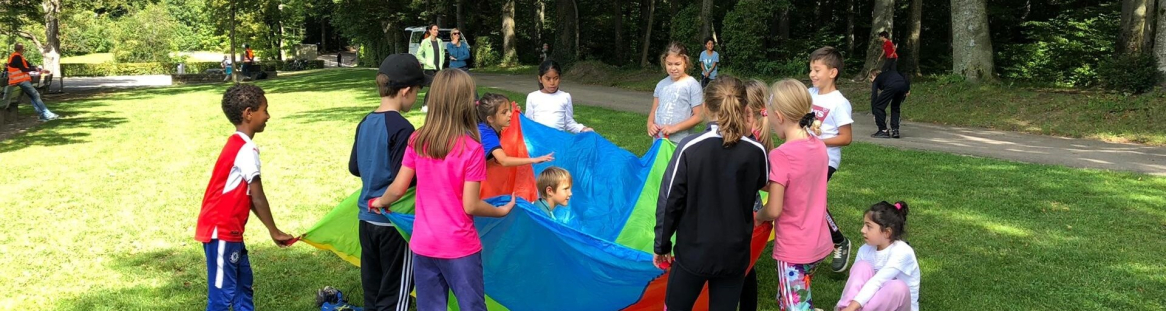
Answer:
[
  {"left": 0, "top": 102, "right": 127, "bottom": 153},
  {"left": 55, "top": 245, "right": 363, "bottom": 310}
]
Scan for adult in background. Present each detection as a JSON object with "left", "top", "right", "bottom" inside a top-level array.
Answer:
[
  {"left": 699, "top": 37, "right": 720, "bottom": 88},
  {"left": 243, "top": 44, "right": 257, "bottom": 78},
  {"left": 869, "top": 69, "right": 910, "bottom": 139},
  {"left": 6, "top": 43, "right": 58, "bottom": 121},
  {"left": 415, "top": 24, "right": 445, "bottom": 113},
  {"left": 447, "top": 28, "right": 471, "bottom": 71},
  {"left": 539, "top": 43, "right": 550, "bottom": 63}
]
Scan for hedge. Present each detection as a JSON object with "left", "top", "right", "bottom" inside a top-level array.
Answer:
[{"left": 61, "top": 60, "right": 325, "bottom": 77}]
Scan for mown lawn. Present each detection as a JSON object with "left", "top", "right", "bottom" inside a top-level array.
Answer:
[{"left": 1, "top": 69, "right": 1163, "bottom": 310}]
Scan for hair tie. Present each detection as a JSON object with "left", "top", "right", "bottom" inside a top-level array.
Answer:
[
  {"left": 760, "top": 109, "right": 768, "bottom": 117},
  {"left": 474, "top": 100, "right": 480, "bottom": 106},
  {"left": 799, "top": 112, "right": 816, "bottom": 127},
  {"left": 894, "top": 203, "right": 902, "bottom": 210}
]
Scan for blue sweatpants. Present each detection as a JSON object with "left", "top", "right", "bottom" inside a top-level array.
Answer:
[
  {"left": 413, "top": 252, "right": 485, "bottom": 311},
  {"left": 204, "top": 239, "right": 253, "bottom": 311}
]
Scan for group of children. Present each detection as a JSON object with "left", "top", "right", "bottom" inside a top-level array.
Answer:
[
  {"left": 650, "top": 43, "right": 920, "bottom": 311},
  {"left": 193, "top": 39, "right": 920, "bottom": 311}
]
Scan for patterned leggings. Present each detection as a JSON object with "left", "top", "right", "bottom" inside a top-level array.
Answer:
[{"left": 776, "top": 260, "right": 822, "bottom": 311}]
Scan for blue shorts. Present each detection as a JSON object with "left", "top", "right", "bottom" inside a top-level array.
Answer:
[
  {"left": 204, "top": 240, "right": 253, "bottom": 311},
  {"left": 225, "top": 66, "right": 234, "bottom": 75}
]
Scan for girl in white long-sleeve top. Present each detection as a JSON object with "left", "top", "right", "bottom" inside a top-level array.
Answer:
[
  {"left": 525, "top": 60, "right": 593, "bottom": 133},
  {"left": 836, "top": 201, "right": 921, "bottom": 311}
]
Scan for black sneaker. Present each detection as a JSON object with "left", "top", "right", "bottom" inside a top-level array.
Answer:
[
  {"left": 831, "top": 238, "right": 852, "bottom": 272},
  {"left": 891, "top": 129, "right": 900, "bottom": 139},
  {"left": 871, "top": 130, "right": 891, "bottom": 138}
]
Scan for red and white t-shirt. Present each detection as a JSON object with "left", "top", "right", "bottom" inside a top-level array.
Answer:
[{"left": 195, "top": 132, "right": 261, "bottom": 243}]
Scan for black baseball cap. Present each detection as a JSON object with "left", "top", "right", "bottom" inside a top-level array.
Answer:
[{"left": 379, "top": 53, "right": 431, "bottom": 87}]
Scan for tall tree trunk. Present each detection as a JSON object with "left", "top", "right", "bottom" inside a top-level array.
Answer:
[
  {"left": 40, "top": 0, "right": 61, "bottom": 79},
  {"left": 456, "top": 0, "right": 466, "bottom": 32},
  {"left": 778, "top": 8, "right": 790, "bottom": 42},
  {"left": 859, "top": 0, "right": 894, "bottom": 79},
  {"left": 903, "top": 0, "right": 923, "bottom": 76},
  {"left": 1156, "top": 0, "right": 1166, "bottom": 73},
  {"left": 556, "top": 0, "right": 576, "bottom": 62},
  {"left": 1120, "top": 0, "right": 1152, "bottom": 54},
  {"left": 699, "top": 0, "right": 712, "bottom": 41},
  {"left": 614, "top": 0, "right": 624, "bottom": 64},
  {"left": 846, "top": 0, "right": 855, "bottom": 54},
  {"left": 815, "top": 0, "right": 833, "bottom": 29},
  {"left": 502, "top": 0, "right": 518, "bottom": 65},
  {"left": 230, "top": 0, "right": 238, "bottom": 82},
  {"left": 574, "top": 0, "right": 580, "bottom": 58},
  {"left": 321, "top": 18, "right": 327, "bottom": 51},
  {"left": 640, "top": 0, "right": 656, "bottom": 67},
  {"left": 536, "top": 0, "right": 545, "bottom": 46},
  {"left": 951, "top": 0, "right": 996, "bottom": 82}
]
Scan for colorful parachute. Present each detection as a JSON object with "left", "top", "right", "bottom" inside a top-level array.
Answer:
[{"left": 300, "top": 106, "right": 773, "bottom": 310}]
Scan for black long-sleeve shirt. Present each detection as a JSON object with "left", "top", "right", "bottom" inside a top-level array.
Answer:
[
  {"left": 872, "top": 70, "right": 911, "bottom": 100},
  {"left": 654, "top": 124, "right": 769, "bottom": 277},
  {"left": 7, "top": 54, "right": 35, "bottom": 73}
]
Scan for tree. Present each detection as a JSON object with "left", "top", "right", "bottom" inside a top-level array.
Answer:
[
  {"left": 951, "top": 0, "right": 996, "bottom": 82},
  {"left": 845, "top": 0, "right": 854, "bottom": 54},
  {"left": 639, "top": 0, "right": 655, "bottom": 67},
  {"left": 903, "top": 0, "right": 923, "bottom": 77},
  {"left": 456, "top": 0, "right": 465, "bottom": 32},
  {"left": 613, "top": 0, "right": 623, "bottom": 64},
  {"left": 859, "top": 0, "right": 894, "bottom": 79},
  {"left": 1119, "top": 0, "right": 1153, "bottom": 54},
  {"left": 40, "top": 0, "right": 60, "bottom": 76},
  {"left": 699, "top": 0, "right": 712, "bottom": 41},
  {"left": 502, "top": 0, "right": 518, "bottom": 65},
  {"left": 1157, "top": 0, "right": 1166, "bottom": 73}
]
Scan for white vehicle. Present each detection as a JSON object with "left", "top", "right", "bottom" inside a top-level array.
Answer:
[{"left": 405, "top": 26, "right": 473, "bottom": 68}]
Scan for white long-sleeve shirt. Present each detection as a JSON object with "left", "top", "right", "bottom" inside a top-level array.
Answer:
[
  {"left": 854, "top": 241, "right": 921, "bottom": 311},
  {"left": 525, "top": 90, "right": 588, "bottom": 133}
]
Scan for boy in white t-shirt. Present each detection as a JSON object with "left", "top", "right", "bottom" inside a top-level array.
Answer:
[{"left": 807, "top": 46, "right": 856, "bottom": 274}]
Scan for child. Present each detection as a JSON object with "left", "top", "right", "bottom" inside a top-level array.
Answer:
[
  {"left": 868, "top": 69, "right": 911, "bottom": 139},
  {"left": 534, "top": 166, "right": 573, "bottom": 220},
  {"left": 754, "top": 78, "right": 833, "bottom": 311},
  {"left": 807, "top": 46, "right": 856, "bottom": 273},
  {"left": 526, "top": 60, "right": 593, "bottom": 133},
  {"left": 835, "top": 201, "right": 919, "bottom": 311},
  {"left": 348, "top": 54, "right": 428, "bottom": 311},
  {"left": 738, "top": 78, "right": 774, "bottom": 311},
  {"left": 478, "top": 93, "right": 555, "bottom": 166},
  {"left": 221, "top": 56, "right": 233, "bottom": 81},
  {"left": 878, "top": 31, "right": 898, "bottom": 72},
  {"left": 699, "top": 37, "right": 720, "bottom": 88},
  {"left": 648, "top": 42, "right": 704, "bottom": 143},
  {"left": 654, "top": 75, "right": 769, "bottom": 310},
  {"left": 195, "top": 84, "right": 294, "bottom": 311},
  {"left": 370, "top": 68, "right": 516, "bottom": 311}
]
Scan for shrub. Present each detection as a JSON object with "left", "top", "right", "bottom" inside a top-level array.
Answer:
[
  {"left": 998, "top": 6, "right": 1119, "bottom": 87},
  {"left": 60, "top": 60, "right": 323, "bottom": 77},
  {"left": 111, "top": 4, "right": 179, "bottom": 63},
  {"left": 669, "top": 4, "right": 701, "bottom": 47},
  {"left": 721, "top": 0, "right": 782, "bottom": 74},
  {"left": 1098, "top": 53, "right": 1161, "bottom": 94},
  {"left": 474, "top": 36, "right": 502, "bottom": 68}
]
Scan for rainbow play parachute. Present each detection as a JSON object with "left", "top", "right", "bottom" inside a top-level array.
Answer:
[{"left": 299, "top": 106, "right": 772, "bottom": 310}]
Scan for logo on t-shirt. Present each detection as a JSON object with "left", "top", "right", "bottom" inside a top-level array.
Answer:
[{"left": 812, "top": 105, "right": 831, "bottom": 122}]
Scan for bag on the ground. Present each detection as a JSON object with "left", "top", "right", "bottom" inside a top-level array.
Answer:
[{"left": 316, "top": 286, "right": 363, "bottom": 311}]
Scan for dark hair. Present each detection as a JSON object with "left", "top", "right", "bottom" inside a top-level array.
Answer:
[
  {"left": 376, "top": 73, "right": 414, "bottom": 98},
  {"left": 809, "top": 46, "right": 844, "bottom": 81},
  {"left": 703, "top": 76, "right": 748, "bottom": 147},
  {"left": 537, "top": 60, "right": 563, "bottom": 90},
  {"left": 705, "top": 37, "right": 715, "bottom": 46},
  {"left": 878, "top": 31, "right": 890, "bottom": 39},
  {"left": 221, "top": 84, "right": 266, "bottom": 125},
  {"left": 866, "top": 201, "right": 910, "bottom": 241},
  {"left": 476, "top": 93, "right": 510, "bottom": 124}
]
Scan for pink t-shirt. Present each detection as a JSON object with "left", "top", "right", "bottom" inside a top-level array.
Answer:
[
  {"left": 768, "top": 136, "right": 833, "bottom": 263},
  {"left": 404, "top": 134, "right": 488, "bottom": 259}
]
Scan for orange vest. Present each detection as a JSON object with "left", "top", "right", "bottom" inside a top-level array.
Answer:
[
  {"left": 6, "top": 52, "right": 31, "bottom": 86},
  {"left": 244, "top": 49, "right": 255, "bottom": 62}
]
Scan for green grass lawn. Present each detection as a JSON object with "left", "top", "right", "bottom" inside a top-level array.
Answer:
[{"left": 2, "top": 69, "right": 1164, "bottom": 310}]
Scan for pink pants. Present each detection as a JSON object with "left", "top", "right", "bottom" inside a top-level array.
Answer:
[{"left": 834, "top": 261, "right": 911, "bottom": 311}]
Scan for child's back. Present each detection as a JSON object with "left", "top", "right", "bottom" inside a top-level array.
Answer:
[
  {"left": 407, "top": 134, "right": 486, "bottom": 257},
  {"left": 351, "top": 111, "right": 415, "bottom": 223},
  {"left": 768, "top": 135, "right": 832, "bottom": 263}
]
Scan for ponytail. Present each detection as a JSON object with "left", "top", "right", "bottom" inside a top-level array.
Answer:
[
  {"left": 744, "top": 79, "right": 774, "bottom": 150},
  {"left": 703, "top": 76, "right": 748, "bottom": 147},
  {"left": 866, "top": 201, "right": 910, "bottom": 241}
]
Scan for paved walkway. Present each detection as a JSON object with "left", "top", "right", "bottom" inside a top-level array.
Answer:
[
  {"left": 474, "top": 73, "right": 1166, "bottom": 176},
  {"left": 59, "top": 75, "right": 172, "bottom": 91}
]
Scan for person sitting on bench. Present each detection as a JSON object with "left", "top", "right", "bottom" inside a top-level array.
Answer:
[{"left": 6, "top": 43, "right": 58, "bottom": 121}]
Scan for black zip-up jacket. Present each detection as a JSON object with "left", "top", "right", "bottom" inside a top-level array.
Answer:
[
  {"left": 872, "top": 70, "right": 911, "bottom": 99},
  {"left": 654, "top": 124, "right": 769, "bottom": 277}
]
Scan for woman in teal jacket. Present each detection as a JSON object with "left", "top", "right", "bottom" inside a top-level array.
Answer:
[
  {"left": 446, "top": 28, "right": 471, "bottom": 71},
  {"left": 415, "top": 24, "right": 445, "bottom": 75}
]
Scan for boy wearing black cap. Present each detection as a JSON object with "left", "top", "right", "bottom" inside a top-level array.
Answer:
[{"left": 348, "top": 53, "right": 430, "bottom": 311}]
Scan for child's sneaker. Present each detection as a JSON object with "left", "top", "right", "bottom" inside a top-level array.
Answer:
[{"left": 831, "top": 237, "right": 852, "bottom": 272}]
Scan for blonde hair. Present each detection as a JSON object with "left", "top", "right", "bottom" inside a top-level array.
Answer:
[
  {"left": 767, "top": 79, "right": 822, "bottom": 136},
  {"left": 703, "top": 76, "right": 749, "bottom": 147},
  {"left": 744, "top": 79, "right": 774, "bottom": 150},
  {"left": 412, "top": 69, "right": 480, "bottom": 159},
  {"left": 659, "top": 41, "right": 690, "bottom": 74},
  {"left": 537, "top": 166, "right": 572, "bottom": 197}
]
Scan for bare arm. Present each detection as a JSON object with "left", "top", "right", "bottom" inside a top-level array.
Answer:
[
  {"left": 462, "top": 181, "right": 515, "bottom": 217},
  {"left": 372, "top": 166, "right": 417, "bottom": 211},
  {"left": 647, "top": 98, "right": 661, "bottom": 137},
  {"left": 821, "top": 124, "right": 853, "bottom": 147},
  {"left": 248, "top": 177, "right": 293, "bottom": 246},
  {"left": 755, "top": 182, "right": 786, "bottom": 222},
  {"left": 491, "top": 149, "right": 553, "bottom": 167}
]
